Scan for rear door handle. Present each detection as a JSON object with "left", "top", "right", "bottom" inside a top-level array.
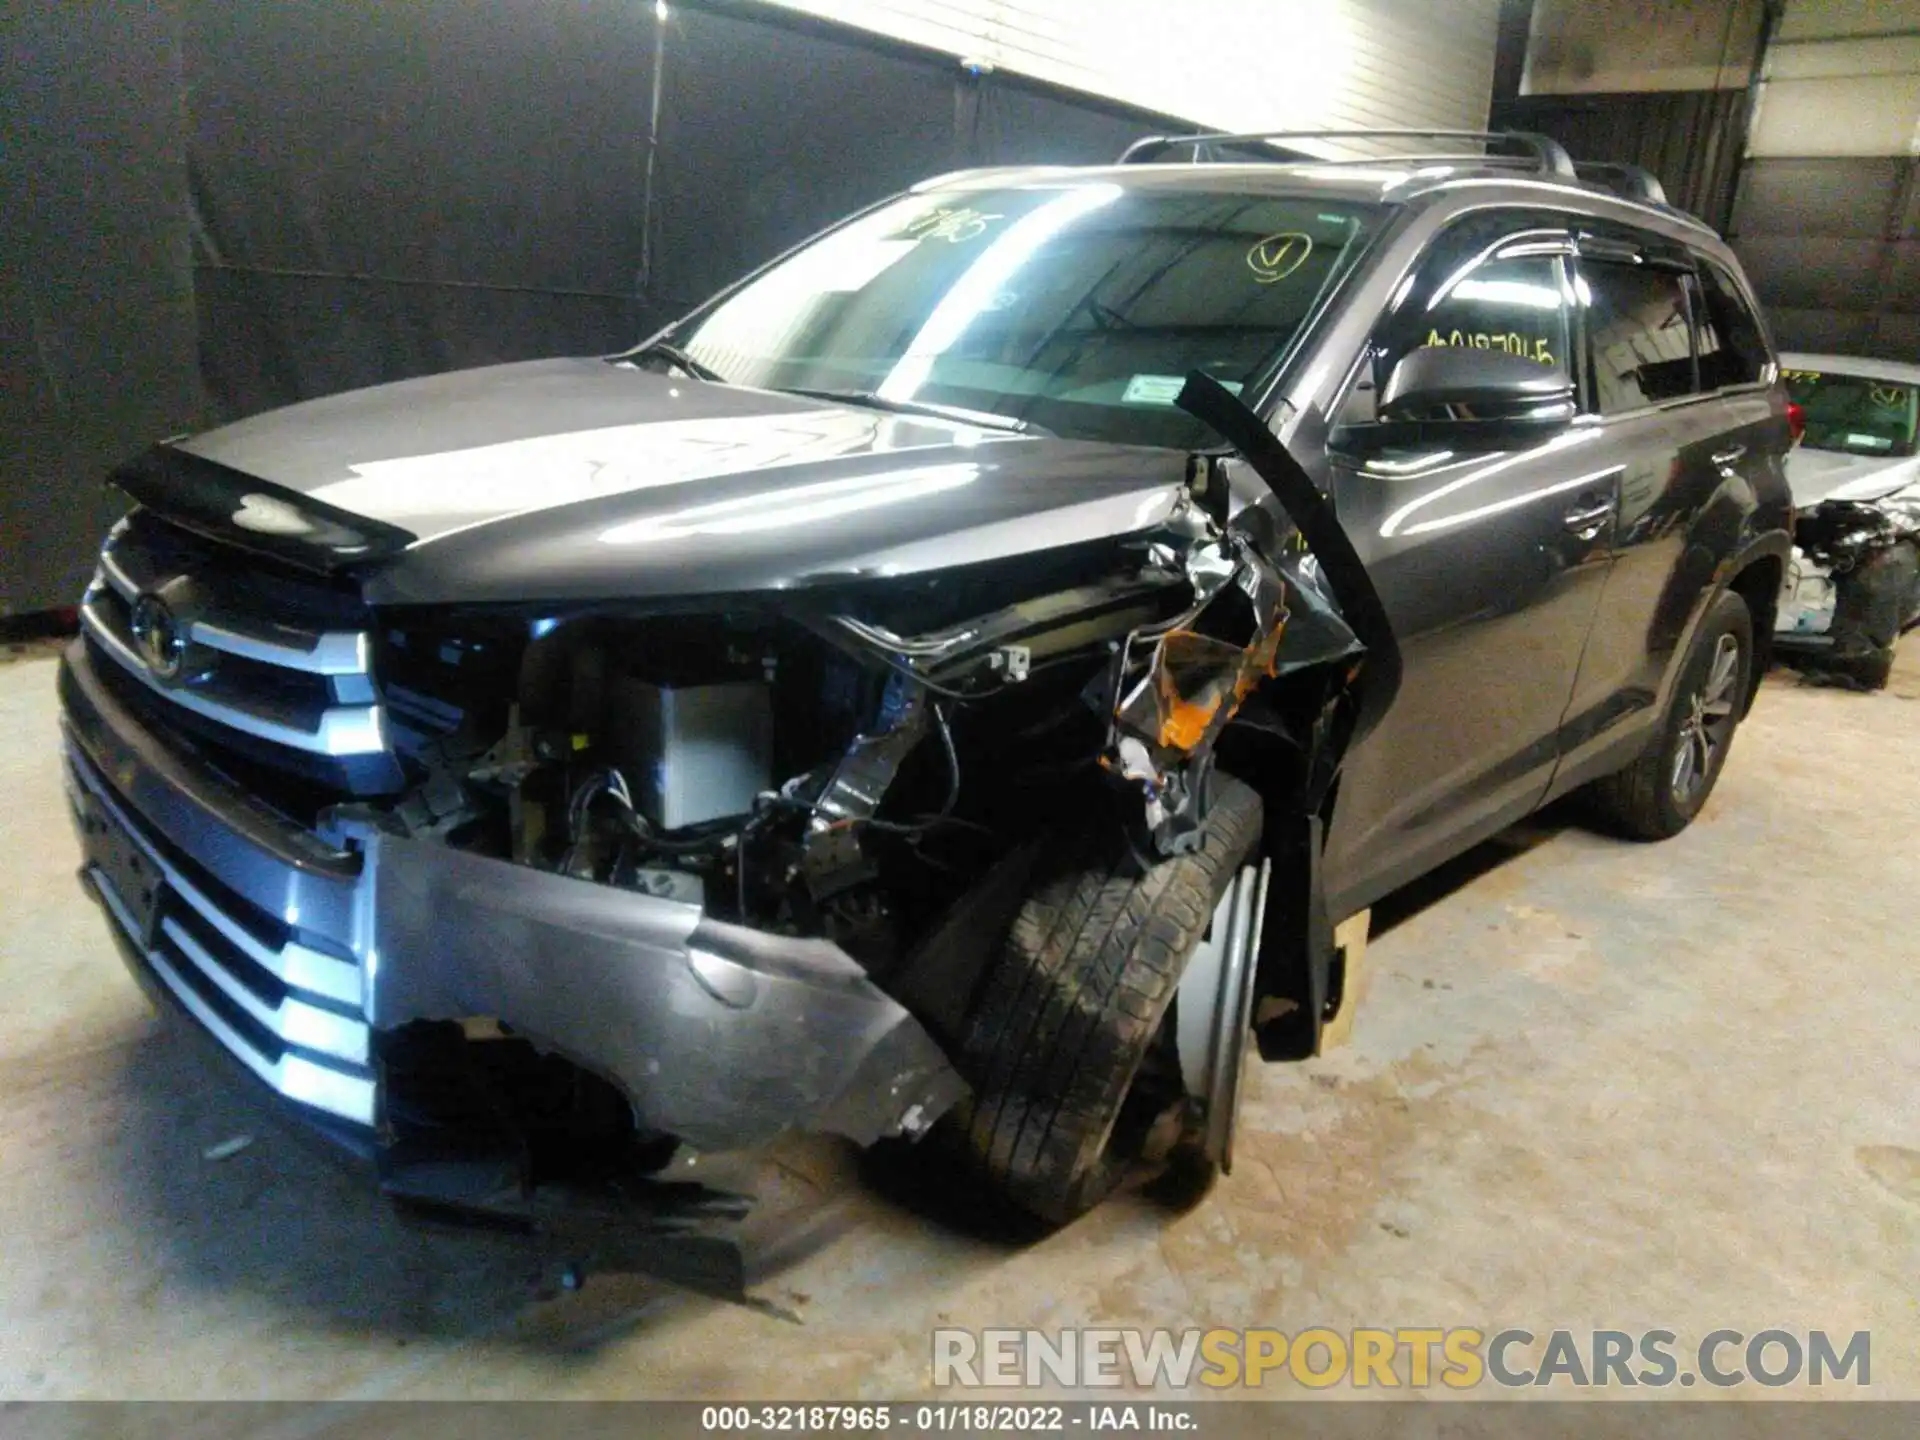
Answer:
[
  {"left": 1711, "top": 445, "right": 1747, "bottom": 468},
  {"left": 1563, "top": 499, "right": 1616, "bottom": 537}
]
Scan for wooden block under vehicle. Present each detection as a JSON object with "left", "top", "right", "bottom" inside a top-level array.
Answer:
[{"left": 1317, "top": 909, "right": 1372, "bottom": 1052}]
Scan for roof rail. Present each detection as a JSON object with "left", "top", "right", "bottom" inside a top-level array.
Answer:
[
  {"left": 1117, "top": 128, "right": 1577, "bottom": 179},
  {"left": 1570, "top": 160, "right": 1670, "bottom": 206}
]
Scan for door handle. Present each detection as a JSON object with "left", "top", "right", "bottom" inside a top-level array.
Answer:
[
  {"left": 1711, "top": 445, "right": 1747, "bottom": 468},
  {"left": 1563, "top": 499, "right": 1616, "bottom": 537}
]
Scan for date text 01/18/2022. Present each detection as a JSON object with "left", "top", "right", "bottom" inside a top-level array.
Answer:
[{"left": 699, "top": 1405, "right": 1199, "bottom": 1432}]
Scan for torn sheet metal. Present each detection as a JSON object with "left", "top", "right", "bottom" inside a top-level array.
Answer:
[
  {"left": 1100, "top": 526, "right": 1369, "bottom": 854},
  {"left": 1097, "top": 371, "right": 1392, "bottom": 856},
  {"left": 824, "top": 569, "right": 1185, "bottom": 697},
  {"left": 1174, "top": 371, "right": 1402, "bottom": 732},
  {"left": 1105, "top": 532, "right": 1290, "bottom": 852},
  {"left": 1116, "top": 543, "right": 1289, "bottom": 754},
  {"left": 801, "top": 671, "right": 928, "bottom": 900}
]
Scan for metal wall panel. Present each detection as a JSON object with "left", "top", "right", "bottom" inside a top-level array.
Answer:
[
  {"left": 1729, "top": 158, "right": 1915, "bottom": 357},
  {"left": 1732, "top": 235, "right": 1893, "bottom": 309},
  {"left": 1767, "top": 33, "right": 1920, "bottom": 79},
  {"left": 1734, "top": 157, "right": 1908, "bottom": 235},
  {"left": 1748, "top": 72, "right": 1920, "bottom": 157},
  {"left": 758, "top": 0, "right": 1501, "bottom": 147},
  {"left": 1730, "top": 0, "right": 1920, "bottom": 360},
  {"left": 1491, "top": 87, "right": 1748, "bottom": 229},
  {"left": 1521, "top": 0, "right": 1764, "bottom": 95},
  {"left": 1776, "top": 0, "right": 1920, "bottom": 42}
]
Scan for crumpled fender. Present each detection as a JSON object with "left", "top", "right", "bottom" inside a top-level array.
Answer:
[
  {"left": 1175, "top": 372, "right": 1402, "bottom": 738},
  {"left": 1170, "top": 373, "right": 1404, "bottom": 1074}
]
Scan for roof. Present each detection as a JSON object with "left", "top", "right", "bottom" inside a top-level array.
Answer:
[
  {"left": 916, "top": 160, "right": 1729, "bottom": 256},
  {"left": 1780, "top": 352, "right": 1920, "bottom": 385}
]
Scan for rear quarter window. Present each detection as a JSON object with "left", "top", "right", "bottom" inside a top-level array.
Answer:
[
  {"left": 1694, "top": 260, "right": 1770, "bottom": 389},
  {"left": 1581, "top": 261, "right": 1695, "bottom": 414}
]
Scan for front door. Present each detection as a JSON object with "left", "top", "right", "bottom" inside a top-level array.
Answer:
[{"left": 1320, "top": 217, "right": 1619, "bottom": 915}]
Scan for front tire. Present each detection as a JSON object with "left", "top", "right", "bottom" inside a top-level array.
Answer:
[
  {"left": 1586, "top": 588, "right": 1753, "bottom": 840},
  {"left": 945, "top": 775, "right": 1263, "bottom": 1225}
]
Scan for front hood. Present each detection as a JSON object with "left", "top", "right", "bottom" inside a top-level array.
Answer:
[
  {"left": 1785, "top": 446, "right": 1920, "bottom": 507},
  {"left": 170, "top": 358, "right": 1188, "bottom": 605}
]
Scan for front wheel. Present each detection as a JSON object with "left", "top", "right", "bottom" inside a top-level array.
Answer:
[
  {"left": 943, "top": 775, "right": 1264, "bottom": 1225},
  {"left": 1586, "top": 588, "right": 1754, "bottom": 840}
]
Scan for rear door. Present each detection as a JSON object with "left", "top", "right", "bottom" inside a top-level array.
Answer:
[
  {"left": 1550, "top": 233, "right": 1778, "bottom": 793},
  {"left": 1321, "top": 212, "right": 1619, "bottom": 914}
]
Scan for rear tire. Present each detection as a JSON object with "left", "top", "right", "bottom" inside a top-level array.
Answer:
[
  {"left": 945, "top": 775, "right": 1263, "bottom": 1225},
  {"left": 1587, "top": 588, "right": 1753, "bottom": 840}
]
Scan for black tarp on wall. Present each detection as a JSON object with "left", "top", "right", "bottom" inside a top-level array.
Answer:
[
  {"left": 186, "top": 0, "right": 659, "bottom": 420},
  {"left": 4, "top": 0, "right": 1180, "bottom": 614},
  {"left": 3, "top": 0, "right": 204, "bottom": 616}
]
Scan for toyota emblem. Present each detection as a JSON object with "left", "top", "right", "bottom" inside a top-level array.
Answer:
[{"left": 128, "top": 594, "right": 186, "bottom": 681}]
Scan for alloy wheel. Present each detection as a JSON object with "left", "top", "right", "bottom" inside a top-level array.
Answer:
[{"left": 1671, "top": 632, "right": 1742, "bottom": 806}]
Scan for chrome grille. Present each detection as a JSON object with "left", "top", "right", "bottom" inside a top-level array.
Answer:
[
  {"left": 67, "top": 743, "right": 377, "bottom": 1127},
  {"left": 79, "top": 516, "right": 387, "bottom": 760}
]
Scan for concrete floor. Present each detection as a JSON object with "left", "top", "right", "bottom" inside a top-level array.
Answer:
[{"left": 2, "top": 642, "right": 1917, "bottom": 1400}]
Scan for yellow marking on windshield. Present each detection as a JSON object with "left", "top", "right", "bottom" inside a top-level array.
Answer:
[
  {"left": 899, "top": 207, "right": 1002, "bottom": 243},
  {"left": 1247, "top": 232, "right": 1313, "bottom": 284}
]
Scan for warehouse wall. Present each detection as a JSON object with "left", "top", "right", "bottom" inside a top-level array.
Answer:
[
  {"left": 5, "top": 0, "right": 1508, "bottom": 616},
  {"left": 3, "top": 0, "right": 1186, "bottom": 614},
  {"left": 1730, "top": 0, "right": 1920, "bottom": 357},
  {"left": 1520, "top": 0, "right": 1766, "bottom": 93},
  {"left": 758, "top": 0, "right": 1502, "bottom": 149},
  {"left": 1491, "top": 0, "right": 1763, "bottom": 228},
  {"left": 1, "top": 0, "right": 203, "bottom": 618}
]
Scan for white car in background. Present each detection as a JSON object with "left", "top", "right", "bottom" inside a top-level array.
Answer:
[{"left": 1774, "top": 352, "right": 1920, "bottom": 688}]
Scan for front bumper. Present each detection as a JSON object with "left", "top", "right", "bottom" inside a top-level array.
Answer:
[{"left": 59, "top": 638, "right": 965, "bottom": 1167}]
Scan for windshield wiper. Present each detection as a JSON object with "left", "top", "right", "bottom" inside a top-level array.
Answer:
[
  {"left": 774, "top": 388, "right": 1047, "bottom": 436},
  {"left": 623, "top": 340, "right": 729, "bottom": 385}
]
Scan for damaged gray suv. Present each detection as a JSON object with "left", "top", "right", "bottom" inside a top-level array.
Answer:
[{"left": 60, "top": 130, "right": 1793, "bottom": 1285}]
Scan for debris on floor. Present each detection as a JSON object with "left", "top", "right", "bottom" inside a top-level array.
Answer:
[{"left": 201, "top": 1134, "right": 254, "bottom": 1163}]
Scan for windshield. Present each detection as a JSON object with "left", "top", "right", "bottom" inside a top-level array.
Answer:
[
  {"left": 1782, "top": 366, "right": 1920, "bottom": 457},
  {"left": 669, "top": 184, "right": 1382, "bottom": 449}
]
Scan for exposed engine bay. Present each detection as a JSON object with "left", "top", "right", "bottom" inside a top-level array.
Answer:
[{"left": 356, "top": 482, "right": 1362, "bottom": 991}]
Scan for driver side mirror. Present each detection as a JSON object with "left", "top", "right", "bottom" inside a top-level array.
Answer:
[{"left": 1377, "top": 345, "right": 1576, "bottom": 424}]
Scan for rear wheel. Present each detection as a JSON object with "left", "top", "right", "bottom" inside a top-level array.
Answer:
[
  {"left": 1587, "top": 588, "right": 1753, "bottom": 840},
  {"left": 945, "top": 775, "right": 1263, "bottom": 1225}
]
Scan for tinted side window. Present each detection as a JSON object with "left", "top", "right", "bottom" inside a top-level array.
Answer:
[
  {"left": 1694, "top": 261, "right": 1769, "bottom": 389},
  {"left": 1339, "top": 222, "right": 1574, "bottom": 427},
  {"left": 1582, "top": 262, "right": 1695, "bottom": 414},
  {"left": 1403, "top": 256, "right": 1571, "bottom": 374}
]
